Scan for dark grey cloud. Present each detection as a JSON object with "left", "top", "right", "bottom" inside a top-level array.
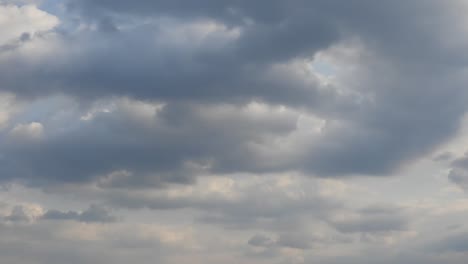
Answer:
[
  {"left": 276, "top": 233, "right": 312, "bottom": 250},
  {"left": 248, "top": 234, "right": 275, "bottom": 248},
  {"left": 248, "top": 233, "right": 312, "bottom": 250},
  {"left": 452, "top": 153, "right": 468, "bottom": 169},
  {"left": 0, "top": 32, "right": 31, "bottom": 53},
  {"left": 447, "top": 153, "right": 468, "bottom": 191},
  {"left": 0, "top": 15, "right": 344, "bottom": 113},
  {"left": 0, "top": 100, "right": 299, "bottom": 185},
  {"left": 68, "top": 0, "right": 468, "bottom": 65},
  {"left": 433, "top": 152, "right": 454, "bottom": 162},
  {"left": 42, "top": 204, "right": 116, "bottom": 223},
  {"left": 1, "top": 0, "right": 468, "bottom": 184},
  {"left": 448, "top": 169, "right": 468, "bottom": 191},
  {"left": 328, "top": 205, "right": 408, "bottom": 234}
]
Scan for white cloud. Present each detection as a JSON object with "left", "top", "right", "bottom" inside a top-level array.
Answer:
[{"left": 0, "top": 4, "right": 58, "bottom": 45}]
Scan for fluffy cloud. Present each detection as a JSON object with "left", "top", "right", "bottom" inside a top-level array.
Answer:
[{"left": 0, "top": 3, "right": 58, "bottom": 45}]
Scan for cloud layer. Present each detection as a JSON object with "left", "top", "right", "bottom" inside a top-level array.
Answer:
[{"left": 2, "top": 0, "right": 468, "bottom": 263}]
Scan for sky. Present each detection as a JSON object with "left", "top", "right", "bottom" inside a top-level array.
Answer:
[{"left": 1, "top": 0, "right": 468, "bottom": 263}]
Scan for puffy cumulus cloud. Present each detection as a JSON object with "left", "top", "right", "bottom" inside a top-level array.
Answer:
[
  {"left": 0, "top": 3, "right": 58, "bottom": 45},
  {"left": 0, "top": 90, "right": 462, "bottom": 188},
  {"left": 0, "top": 20, "right": 344, "bottom": 111},
  {"left": 0, "top": 97, "right": 308, "bottom": 185}
]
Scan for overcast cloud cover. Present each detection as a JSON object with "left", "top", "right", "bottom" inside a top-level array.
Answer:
[{"left": 2, "top": 0, "right": 468, "bottom": 263}]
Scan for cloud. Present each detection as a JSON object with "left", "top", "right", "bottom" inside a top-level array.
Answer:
[
  {"left": 9, "top": 121, "right": 43, "bottom": 140},
  {"left": 248, "top": 234, "right": 276, "bottom": 248},
  {"left": 429, "top": 232, "right": 468, "bottom": 254},
  {"left": 42, "top": 204, "right": 117, "bottom": 223},
  {"left": 0, "top": 98, "right": 304, "bottom": 185},
  {"left": 0, "top": 92, "right": 17, "bottom": 129},
  {"left": 100, "top": 174, "right": 342, "bottom": 231},
  {"left": 3, "top": 204, "right": 43, "bottom": 223},
  {"left": 2, "top": 1, "right": 468, "bottom": 263},
  {"left": 448, "top": 153, "right": 468, "bottom": 191},
  {"left": 329, "top": 213, "right": 407, "bottom": 234},
  {"left": 0, "top": 0, "right": 466, "bottom": 182},
  {"left": 248, "top": 233, "right": 312, "bottom": 250},
  {"left": 0, "top": 217, "right": 194, "bottom": 264},
  {"left": 0, "top": 4, "right": 58, "bottom": 45}
]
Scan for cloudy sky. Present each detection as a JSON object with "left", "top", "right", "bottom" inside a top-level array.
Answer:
[{"left": 2, "top": 0, "right": 468, "bottom": 263}]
